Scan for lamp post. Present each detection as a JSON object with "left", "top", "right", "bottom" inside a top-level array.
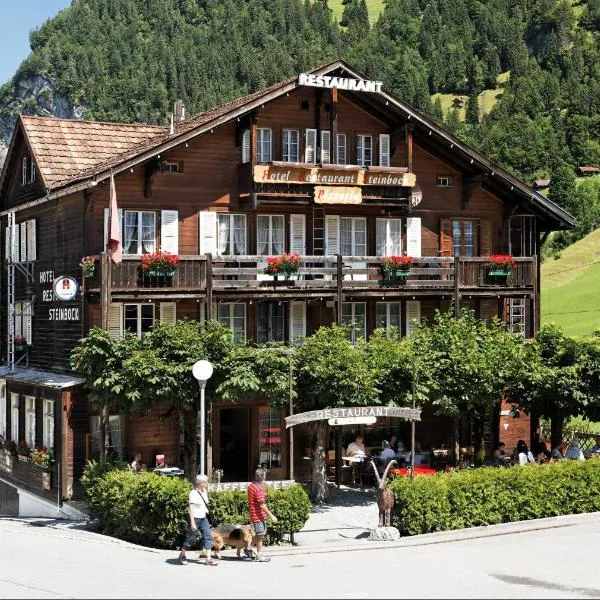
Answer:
[{"left": 192, "top": 360, "right": 213, "bottom": 476}]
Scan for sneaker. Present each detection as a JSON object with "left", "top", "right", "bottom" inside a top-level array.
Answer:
[
  {"left": 178, "top": 553, "right": 188, "bottom": 565},
  {"left": 253, "top": 554, "right": 271, "bottom": 562},
  {"left": 243, "top": 548, "right": 255, "bottom": 559}
]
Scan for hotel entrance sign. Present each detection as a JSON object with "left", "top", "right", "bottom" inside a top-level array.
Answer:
[{"left": 299, "top": 73, "right": 383, "bottom": 93}]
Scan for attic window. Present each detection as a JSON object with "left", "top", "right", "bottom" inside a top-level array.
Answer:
[
  {"left": 160, "top": 161, "right": 184, "bottom": 174},
  {"left": 436, "top": 175, "right": 452, "bottom": 188},
  {"left": 300, "top": 100, "right": 310, "bottom": 111},
  {"left": 21, "top": 155, "right": 36, "bottom": 186}
]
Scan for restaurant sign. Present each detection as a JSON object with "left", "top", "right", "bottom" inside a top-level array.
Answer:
[
  {"left": 314, "top": 186, "right": 362, "bottom": 205},
  {"left": 285, "top": 406, "right": 421, "bottom": 428},
  {"left": 299, "top": 73, "right": 383, "bottom": 93},
  {"left": 254, "top": 165, "right": 416, "bottom": 187}
]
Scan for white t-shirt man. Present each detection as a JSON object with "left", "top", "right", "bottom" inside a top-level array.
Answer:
[
  {"left": 347, "top": 439, "right": 366, "bottom": 456},
  {"left": 188, "top": 487, "right": 209, "bottom": 519}
]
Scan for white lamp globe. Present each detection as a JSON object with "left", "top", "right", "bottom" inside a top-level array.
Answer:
[{"left": 192, "top": 360, "right": 214, "bottom": 381}]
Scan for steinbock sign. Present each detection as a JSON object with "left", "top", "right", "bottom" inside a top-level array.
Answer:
[
  {"left": 299, "top": 73, "right": 383, "bottom": 93},
  {"left": 285, "top": 406, "right": 421, "bottom": 428}
]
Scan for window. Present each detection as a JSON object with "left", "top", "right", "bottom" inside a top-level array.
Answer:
[
  {"left": 257, "top": 302, "right": 285, "bottom": 343},
  {"left": 282, "top": 130, "right": 299, "bottom": 163},
  {"left": 436, "top": 175, "right": 452, "bottom": 187},
  {"left": 218, "top": 303, "right": 246, "bottom": 343},
  {"left": 124, "top": 304, "right": 155, "bottom": 339},
  {"left": 257, "top": 128, "right": 272, "bottom": 163},
  {"left": 26, "top": 396, "right": 35, "bottom": 448},
  {"left": 342, "top": 302, "right": 366, "bottom": 345},
  {"left": 258, "top": 407, "right": 282, "bottom": 469},
  {"left": 257, "top": 215, "right": 284, "bottom": 255},
  {"left": 160, "top": 161, "right": 184, "bottom": 173},
  {"left": 22, "top": 156, "right": 27, "bottom": 186},
  {"left": 90, "top": 414, "right": 124, "bottom": 459},
  {"left": 43, "top": 400, "right": 54, "bottom": 450},
  {"left": 217, "top": 214, "right": 247, "bottom": 255},
  {"left": 336, "top": 133, "right": 346, "bottom": 164},
  {"left": 376, "top": 218, "right": 402, "bottom": 256},
  {"left": 11, "top": 393, "right": 19, "bottom": 444},
  {"left": 0, "top": 381, "right": 6, "bottom": 439},
  {"left": 14, "top": 301, "right": 32, "bottom": 345},
  {"left": 356, "top": 135, "right": 372, "bottom": 167},
  {"left": 123, "top": 210, "right": 156, "bottom": 255},
  {"left": 452, "top": 220, "right": 476, "bottom": 257},
  {"left": 341, "top": 217, "right": 366, "bottom": 256},
  {"left": 376, "top": 303, "right": 402, "bottom": 335},
  {"left": 21, "top": 156, "right": 36, "bottom": 185}
]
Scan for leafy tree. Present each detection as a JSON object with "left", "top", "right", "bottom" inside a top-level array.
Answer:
[{"left": 548, "top": 162, "right": 577, "bottom": 210}]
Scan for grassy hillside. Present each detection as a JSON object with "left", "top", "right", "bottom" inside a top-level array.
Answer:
[
  {"left": 541, "top": 228, "right": 600, "bottom": 337},
  {"left": 328, "top": 0, "right": 385, "bottom": 23}
]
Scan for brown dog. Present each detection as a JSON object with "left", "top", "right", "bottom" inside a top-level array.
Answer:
[{"left": 211, "top": 524, "right": 254, "bottom": 559}]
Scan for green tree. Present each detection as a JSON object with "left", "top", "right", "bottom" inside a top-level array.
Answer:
[
  {"left": 466, "top": 90, "right": 479, "bottom": 125},
  {"left": 548, "top": 162, "right": 577, "bottom": 210}
]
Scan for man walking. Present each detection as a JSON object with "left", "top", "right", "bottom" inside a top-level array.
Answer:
[{"left": 244, "top": 468, "right": 277, "bottom": 562}]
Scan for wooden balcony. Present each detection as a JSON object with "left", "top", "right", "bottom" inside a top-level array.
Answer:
[{"left": 86, "top": 255, "right": 537, "bottom": 300}]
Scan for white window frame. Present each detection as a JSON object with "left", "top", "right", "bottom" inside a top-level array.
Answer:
[
  {"left": 30, "top": 160, "right": 37, "bottom": 183},
  {"left": 217, "top": 213, "right": 247, "bottom": 255},
  {"left": 11, "top": 393, "right": 19, "bottom": 444},
  {"left": 342, "top": 302, "right": 366, "bottom": 345},
  {"left": 356, "top": 135, "right": 372, "bottom": 167},
  {"left": 376, "top": 303, "right": 402, "bottom": 337},
  {"left": 282, "top": 130, "right": 299, "bottom": 163},
  {"left": 123, "top": 303, "right": 155, "bottom": 339},
  {"left": 26, "top": 396, "right": 36, "bottom": 448},
  {"left": 123, "top": 210, "right": 156, "bottom": 255},
  {"left": 436, "top": 175, "right": 452, "bottom": 187},
  {"left": 257, "top": 302, "right": 286, "bottom": 344},
  {"left": 257, "top": 128, "right": 272, "bottom": 163},
  {"left": 217, "top": 303, "right": 246, "bottom": 343},
  {"left": 257, "top": 214, "right": 285, "bottom": 256},
  {"left": 161, "top": 161, "right": 183, "bottom": 174},
  {"left": 43, "top": 399, "right": 54, "bottom": 450},
  {"left": 340, "top": 217, "right": 367, "bottom": 256},
  {"left": 336, "top": 133, "right": 346, "bottom": 164},
  {"left": 0, "top": 380, "right": 6, "bottom": 439}
]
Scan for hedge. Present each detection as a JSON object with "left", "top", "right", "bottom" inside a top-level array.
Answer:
[
  {"left": 390, "top": 460, "right": 600, "bottom": 536},
  {"left": 81, "top": 461, "right": 312, "bottom": 549}
]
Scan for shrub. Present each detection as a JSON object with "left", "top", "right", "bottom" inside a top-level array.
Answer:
[
  {"left": 81, "top": 461, "right": 311, "bottom": 549},
  {"left": 391, "top": 460, "right": 600, "bottom": 536}
]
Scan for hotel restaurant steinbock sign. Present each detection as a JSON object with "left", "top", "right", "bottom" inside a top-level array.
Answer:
[{"left": 285, "top": 406, "right": 421, "bottom": 428}]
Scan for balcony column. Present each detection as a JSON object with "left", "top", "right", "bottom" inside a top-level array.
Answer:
[
  {"left": 336, "top": 254, "right": 343, "bottom": 325},
  {"left": 454, "top": 254, "right": 460, "bottom": 317}
]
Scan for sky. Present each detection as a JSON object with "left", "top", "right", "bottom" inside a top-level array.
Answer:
[{"left": 0, "top": 0, "right": 72, "bottom": 84}]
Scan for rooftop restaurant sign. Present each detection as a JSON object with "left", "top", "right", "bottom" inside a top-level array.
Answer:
[
  {"left": 299, "top": 73, "right": 383, "bottom": 93},
  {"left": 254, "top": 165, "right": 416, "bottom": 187},
  {"left": 285, "top": 406, "right": 421, "bottom": 428}
]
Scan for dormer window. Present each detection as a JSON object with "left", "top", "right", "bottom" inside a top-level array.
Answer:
[
  {"left": 21, "top": 155, "right": 36, "bottom": 185},
  {"left": 160, "top": 161, "right": 184, "bottom": 174},
  {"left": 436, "top": 175, "right": 453, "bottom": 187}
]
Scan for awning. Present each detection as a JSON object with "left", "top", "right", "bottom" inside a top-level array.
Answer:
[{"left": 0, "top": 367, "right": 86, "bottom": 389}]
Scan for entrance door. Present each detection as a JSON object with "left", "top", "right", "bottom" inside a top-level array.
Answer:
[{"left": 219, "top": 407, "right": 250, "bottom": 482}]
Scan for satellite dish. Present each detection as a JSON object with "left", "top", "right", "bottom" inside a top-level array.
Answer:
[{"left": 192, "top": 360, "right": 213, "bottom": 381}]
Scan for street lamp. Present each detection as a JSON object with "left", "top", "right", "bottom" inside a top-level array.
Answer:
[{"left": 192, "top": 359, "right": 213, "bottom": 476}]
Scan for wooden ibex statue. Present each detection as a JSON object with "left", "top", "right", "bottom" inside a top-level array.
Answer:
[{"left": 371, "top": 459, "right": 398, "bottom": 527}]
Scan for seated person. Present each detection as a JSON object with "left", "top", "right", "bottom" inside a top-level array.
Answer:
[
  {"left": 565, "top": 439, "right": 585, "bottom": 461},
  {"left": 516, "top": 440, "right": 534, "bottom": 465},
  {"left": 535, "top": 441, "right": 552, "bottom": 463},
  {"left": 130, "top": 452, "right": 145, "bottom": 473},
  {"left": 346, "top": 434, "right": 366, "bottom": 457},
  {"left": 551, "top": 443, "right": 567, "bottom": 460},
  {"left": 585, "top": 436, "right": 600, "bottom": 458},
  {"left": 492, "top": 442, "right": 510, "bottom": 466},
  {"left": 380, "top": 440, "right": 396, "bottom": 462}
]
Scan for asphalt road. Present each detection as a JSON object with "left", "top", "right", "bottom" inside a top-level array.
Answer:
[{"left": 1, "top": 514, "right": 599, "bottom": 599}]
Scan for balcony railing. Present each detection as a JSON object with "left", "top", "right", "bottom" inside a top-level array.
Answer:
[{"left": 87, "top": 255, "right": 536, "bottom": 295}]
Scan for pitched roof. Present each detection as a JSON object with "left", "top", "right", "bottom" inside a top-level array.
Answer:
[
  {"left": 534, "top": 179, "right": 550, "bottom": 188},
  {"left": 578, "top": 166, "right": 600, "bottom": 173},
  {"left": 20, "top": 116, "right": 166, "bottom": 188}
]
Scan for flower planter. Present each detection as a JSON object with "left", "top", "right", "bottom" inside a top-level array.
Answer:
[
  {"left": 395, "top": 269, "right": 411, "bottom": 277},
  {"left": 488, "top": 269, "right": 511, "bottom": 276},
  {"left": 82, "top": 268, "right": 96, "bottom": 278}
]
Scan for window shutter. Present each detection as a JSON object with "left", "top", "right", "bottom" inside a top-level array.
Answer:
[
  {"left": 242, "top": 129, "right": 250, "bottom": 164},
  {"left": 480, "top": 219, "right": 492, "bottom": 256},
  {"left": 199, "top": 211, "right": 218, "bottom": 254},
  {"left": 160, "top": 210, "right": 179, "bottom": 254},
  {"left": 107, "top": 303, "right": 124, "bottom": 340},
  {"left": 11, "top": 224, "right": 19, "bottom": 263},
  {"left": 379, "top": 134, "right": 390, "bottom": 167},
  {"left": 405, "top": 300, "right": 421, "bottom": 336},
  {"left": 20, "top": 222, "right": 26, "bottom": 263},
  {"left": 159, "top": 302, "right": 177, "bottom": 324},
  {"left": 15, "top": 302, "right": 22, "bottom": 339},
  {"left": 406, "top": 217, "right": 421, "bottom": 257},
  {"left": 305, "top": 129, "right": 317, "bottom": 163},
  {"left": 440, "top": 218, "right": 453, "bottom": 256},
  {"left": 24, "top": 301, "right": 32, "bottom": 345},
  {"left": 321, "top": 130, "right": 331, "bottom": 164},
  {"left": 289, "top": 301, "right": 306, "bottom": 346},
  {"left": 325, "top": 215, "right": 340, "bottom": 255},
  {"left": 26, "top": 220, "right": 36, "bottom": 261},
  {"left": 290, "top": 214, "right": 306, "bottom": 255},
  {"left": 22, "top": 157, "right": 28, "bottom": 186}
]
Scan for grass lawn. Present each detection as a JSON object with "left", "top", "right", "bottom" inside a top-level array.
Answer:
[
  {"left": 328, "top": 0, "right": 386, "bottom": 23},
  {"left": 541, "top": 228, "right": 600, "bottom": 337}
]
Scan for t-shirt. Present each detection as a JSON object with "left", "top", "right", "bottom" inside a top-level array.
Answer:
[
  {"left": 380, "top": 448, "right": 396, "bottom": 461},
  {"left": 248, "top": 481, "right": 267, "bottom": 523},
  {"left": 347, "top": 441, "right": 366, "bottom": 456},
  {"left": 188, "top": 488, "right": 209, "bottom": 520}
]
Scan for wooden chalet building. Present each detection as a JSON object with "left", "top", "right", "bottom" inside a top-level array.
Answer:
[{"left": 0, "top": 61, "right": 573, "bottom": 514}]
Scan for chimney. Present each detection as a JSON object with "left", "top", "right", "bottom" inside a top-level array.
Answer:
[{"left": 174, "top": 100, "right": 185, "bottom": 122}]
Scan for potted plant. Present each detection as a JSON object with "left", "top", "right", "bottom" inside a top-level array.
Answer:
[
  {"left": 14, "top": 336, "right": 26, "bottom": 351},
  {"left": 17, "top": 440, "right": 31, "bottom": 462},
  {"left": 264, "top": 252, "right": 302, "bottom": 280},
  {"left": 487, "top": 254, "right": 516, "bottom": 277},
  {"left": 140, "top": 250, "right": 180, "bottom": 276},
  {"left": 380, "top": 256, "right": 414, "bottom": 280},
  {"left": 80, "top": 255, "right": 96, "bottom": 278},
  {"left": 31, "top": 447, "right": 53, "bottom": 469}
]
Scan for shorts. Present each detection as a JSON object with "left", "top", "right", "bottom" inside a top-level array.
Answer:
[{"left": 251, "top": 519, "right": 267, "bottom": 537}]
